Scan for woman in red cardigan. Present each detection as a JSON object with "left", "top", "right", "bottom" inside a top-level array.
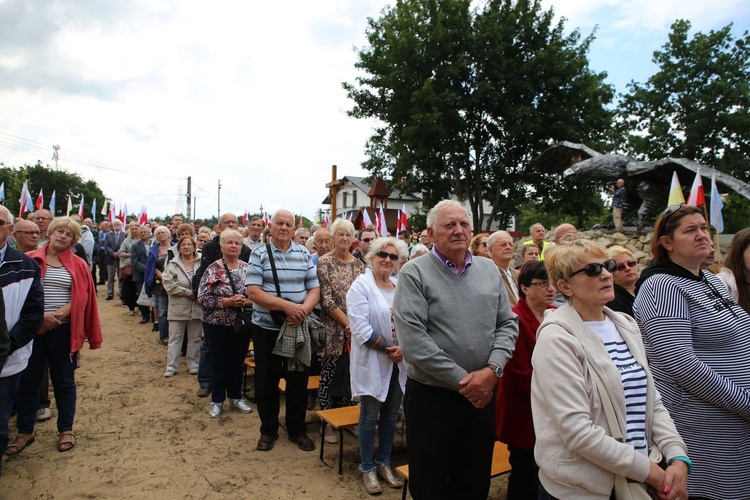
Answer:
[
  {"left": 495, "top": 260, "right": 556, "bottom": 499},
  {"left": 8, "top": 217, "right": 102, "bottom": 455}
]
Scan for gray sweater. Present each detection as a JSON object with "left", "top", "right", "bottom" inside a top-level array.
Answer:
[{"left": 393, "top": 253, "right": 518, "bottom": 390}]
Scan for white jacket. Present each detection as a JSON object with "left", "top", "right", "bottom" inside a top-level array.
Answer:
[{"left": 347, "top": 269, "right": 406, "bottom": 402}]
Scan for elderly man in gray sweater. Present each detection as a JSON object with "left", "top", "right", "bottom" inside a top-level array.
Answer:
[{"left": 394, "top": 200, "right": 518, "bottom": 500}]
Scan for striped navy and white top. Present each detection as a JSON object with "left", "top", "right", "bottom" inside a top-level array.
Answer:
[
  {"left": 586, "top": 317, "right": 648, "bottom": 455},
  {"left": 43, "top": 264, "right": 72, "bottom": 322},
  {"left": 246, "top": 242, "right": 319, "bottom": 330},
  {"left": 634, "top": 270, "right": 750, "bottom": 499}
]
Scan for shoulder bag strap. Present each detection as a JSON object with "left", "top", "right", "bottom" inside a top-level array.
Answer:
[
  {"left": 221, "top": 259, "right": 238, "bottom": 296},
  {"left": 266, "top": 243, "right": 282, "bottom": 298},
  {"left": 586, "top": 359, "right": 625, "bottom": 441}
]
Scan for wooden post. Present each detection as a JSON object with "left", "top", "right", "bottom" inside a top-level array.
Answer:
[{"left": 330, "top": 165, "right": 337, "bottom": 223}]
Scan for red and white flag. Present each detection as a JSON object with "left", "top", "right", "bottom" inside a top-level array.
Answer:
[
  {"left": 687, "top": 168, "right": 706, "bottom": 207},
  {"left": 78, "top": 194, "right": 85, "bottom": 218},
  {"left": 35, "top": 188, "right": 44, "bottom": 211},
  {"left": 362, "top": 208, "right": 373, "bottom": 229},
  {"left": 18, "top": 181, "right": 32, "bottom": 217},
  {"left": 397, "top": 203, "right": 409, "bottom": 236},
  {"left": 242, "top": 212, "right": 248, "bottom": 225},
  {"left": 377, "top": 204, "right": 388, "bottom": 236},
  {"left": 138, "top": 206, "right": 148, "bottom": 225},
  {"left": 264, "top": 212, "right": 270, "bottom": 226}
]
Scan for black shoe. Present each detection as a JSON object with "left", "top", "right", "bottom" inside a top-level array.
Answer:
[
  {"left": 288, "top": 433, "right": 315, "bottom": 452},
  {"left": 151, "top": 324, "right": 159, "bottom": 333},
  {"left": 257, "top": 434, "right": 279, "bottom": 451},
  {"left": 139, "top": 318, "right": 149, "bottom": 324},
  {"left": 196, "top": 386, "right": 211, "bottom": 398},
  {"left": 106, "top": 295, "right": 113, "bottom": 301}
]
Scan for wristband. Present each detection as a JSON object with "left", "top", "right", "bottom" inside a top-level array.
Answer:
[{"left": 668, "top": 456, "right": 692, "bottom": 474}]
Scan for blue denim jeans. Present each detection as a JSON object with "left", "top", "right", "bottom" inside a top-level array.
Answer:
[
  {"left": 155, "top": 294, "right": 169, "bottom": 341},
  {"left": 358, "top": 365, "right": 403, "bottom": 473},
  {"left": 0, "top": 372, "right": 22, "bottom": 475},
  {"left": 16, "top": 323, "right": 77, "bottom": 434}
]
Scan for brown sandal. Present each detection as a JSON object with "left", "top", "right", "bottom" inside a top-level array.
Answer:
[
  {"left": 6, "top": 433, "right": 35, "bottom": 455},
  {"left": 57, "top": 431, "right": 75, "bottom": 452}
]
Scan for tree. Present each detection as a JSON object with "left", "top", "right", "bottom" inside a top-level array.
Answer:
[
  {"left": 618, "top": 21, "right": 750, "bottom": 181},
  {"left": 0, "top": 162, "right": 106, "bottom": 218},
  {"left": 344, "top": 0, "right": 615, "bottom": 230}
]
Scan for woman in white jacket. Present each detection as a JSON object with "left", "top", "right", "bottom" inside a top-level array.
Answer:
[
  {"left": 347, "top": 237, "right": 408, "bottom": 496},
  {"left": 162, "top": 236, "right": 202, "bottom": 377},
  {"left": 532, "top": 240, "right": 689, "bottom": 500}
]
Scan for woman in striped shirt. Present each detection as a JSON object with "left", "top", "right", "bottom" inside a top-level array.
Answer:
[
  {"left": 531, "top": 240, "right": 688, "bottom": 500},
  {"left": 634, "top": 205, "right": 750, "bottom": 500}
]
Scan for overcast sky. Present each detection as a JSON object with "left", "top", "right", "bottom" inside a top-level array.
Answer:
[{"left": 0, "top": 0, "right": 747, "bottom": 221}]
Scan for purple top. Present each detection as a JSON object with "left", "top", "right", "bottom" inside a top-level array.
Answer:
[{"left": 430, "top": 246, "right": 473, "bottom": 276}]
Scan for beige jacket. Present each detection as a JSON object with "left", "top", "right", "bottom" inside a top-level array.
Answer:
[
  {"left": 162, "top": 256, "right": 202, "bottom": 321},
  {"left": 531, "top": 304, "right": 687, "bottom": 499}
]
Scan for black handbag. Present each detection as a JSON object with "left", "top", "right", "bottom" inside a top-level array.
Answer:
[
  {"left": 328, "top": 351, "right": 352, "bottom": 399},
  {"left": 222, "top": 259, "right": 253, "bottom": 336},
  {"left": 266, "top": 244, "right": 288, "bottom": 326}
]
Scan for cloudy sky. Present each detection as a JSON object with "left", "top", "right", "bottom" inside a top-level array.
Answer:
[{"left": 0, "top": 0, "right": 747, "bottom": 221}]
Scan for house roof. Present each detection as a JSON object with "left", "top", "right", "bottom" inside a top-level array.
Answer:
[{"left": 342, "top": 176, "right": 421, "bottom": 202}]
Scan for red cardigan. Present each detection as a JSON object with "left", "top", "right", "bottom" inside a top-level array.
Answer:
[
  {"left": 29, "top": 245, "right": 103, "bottom": 353},
  {"left": 495, "top": 298, "right": 555, "bottom": 449}
]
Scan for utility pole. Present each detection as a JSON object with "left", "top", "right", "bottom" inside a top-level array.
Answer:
[
  {"left": 52, "top": 145, "right": 60, "bottom": 170},
  {"left": 186, "top": 177, "right": 192, "bottom": 221},
  {"left": 217, "top": 180, "right": 221, "bottom": 220}
]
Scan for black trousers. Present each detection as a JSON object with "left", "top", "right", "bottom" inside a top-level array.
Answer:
[
  {"left": 404, "top": 378, "right": 496, "bottom": 500},
  {"left": 507, "top": 445, "right": 539, "bottom": 500},
  {"left": 252, "top": 324, "right": 309, "bottom": 438}
]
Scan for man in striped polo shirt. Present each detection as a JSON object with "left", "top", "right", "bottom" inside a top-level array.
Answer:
[{"left": 247, "top": 209, "right": 320, "bottom": 452}]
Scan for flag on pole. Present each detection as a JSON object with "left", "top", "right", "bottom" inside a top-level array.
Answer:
[
  {"left": 108, "top": 202, "right": 116, "bottom": 222},
  {"left": 322, "top": 212, "right": 329, "bottom": 228},
  {"left": 398, "top": 203, "right": 409, "bottom": 234},
  {"left": 138, "top": 206, "right": 148, "bottom": 225},
  {"left": 91, "top": 199, "right": 97, "bottom": 222},
  {"left": 117, "top": 207, "right": 124, "bottom": 223},
  {"left": 0, "top": 182, "right": 5, "bottom": 201},
  {"left": 264, "top": 212, "right": 270, "bottom": 226},
  {"left": 667, "top": 171, "right": 686, "bottom": 206},
  {"left": 66, "top": 195, "right": 73, "bottom": 215},
  {"left": 49, "top": 190, "right": 56, "bottom": 214},
  {"left": 78, "top": 194, "right": 85, "bottom": 218},
  {"left": 123, "top": 204, "right": 128, "bottom": 222},
  {"left": 18, "top": 181, "right": 32, "bottom": 217},
  {"left": 710, "top": 174, "right": 724, "bottom": 233},
  {"left": 378, "top": 203, "right": 388, "bottom": 237},
  {"left": 686, "top": 168, "right": 706, "bottom": 207},
  {"left": 35, "top": 189, "right": 44, "bottom": 211},
  {"left": 362, "top": 208, "right": 373, "bottom": 229},
  {"left": 242, "top": 212, "right": 248, "bottom": 225},
  {"left": 100, "top": 199, "right": 108, "bottom": 216}
]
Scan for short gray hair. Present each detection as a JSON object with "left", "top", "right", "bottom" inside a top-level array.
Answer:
[
  {"left": 426, "top": 200, "right": 467, "bottom": 231},
  {"left": 330, "top": 218, "right": 355, "bottom": 237}
]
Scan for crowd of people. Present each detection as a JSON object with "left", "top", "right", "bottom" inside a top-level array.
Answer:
[{"left": 1, "top": 201, "right": 749, "bottom": 500}]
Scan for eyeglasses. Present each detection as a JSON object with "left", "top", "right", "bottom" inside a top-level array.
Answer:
[
  {"left": 222, "top": 220, "right": 238, "bottom": 226},
  {"left": 15, "top": 230, "right": 40, "bottom": 235},
  {"left": 528, "top": 280, "right": 551, "bottom": 288},
  {"left": 659, "top": 204, "right": 684, "bottom": 234},
  {"left": 35, "top": 216, "right": 52, "bottom": 221},
  {"left": 0, "top": 220, "right": 10, "bottom": 226},
  {"left": 376, "top": 251, "right": 399, "bottom": 261},
  {"left": 616, "top": 260, "right": 637, "bottom": 272},
  {"left": 361, "top": 238, "right": 375, "bottom": 243},
  {"left": 571, "top": 259, "right": 617, "bottom": 278}
]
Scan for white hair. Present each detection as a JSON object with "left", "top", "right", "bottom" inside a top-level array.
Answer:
[{"left": 426, "top": 200, "right": 468, "bottom": 231}]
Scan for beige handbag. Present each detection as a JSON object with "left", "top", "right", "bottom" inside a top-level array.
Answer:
[{"left": 587, "top": 361, "right": 660, "bottom": 500}]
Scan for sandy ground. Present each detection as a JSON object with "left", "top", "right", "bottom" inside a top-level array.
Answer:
[{"left": 1, "top": 287, "right": 508, "bottom": 499}]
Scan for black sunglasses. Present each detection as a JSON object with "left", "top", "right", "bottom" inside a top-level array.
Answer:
[
  {"left": 376, "top": 251, "right": 399, "bottom": 261},
  {"left": 361, "top": 237, "right": 375, "bottom": 243},
  {"left": 659, "top": 204, "right": 683, "bottom": 234},
  {"left": 571, "top": 259, "right": 617, "bottom": 278}
]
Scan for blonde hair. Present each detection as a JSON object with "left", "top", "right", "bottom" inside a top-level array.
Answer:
[
  {"left": 47, "top": 217, "right": 82, "bottom": 245},
  {"left": 608, "top": 245, "right": 633, "bottom": 260},
  {"left": 545, "top": 239, "right": 610, "bottom": 286}
]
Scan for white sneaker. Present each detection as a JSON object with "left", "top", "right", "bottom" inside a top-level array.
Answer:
[
  {"left": 188, "top": 368, "right": 198, "bottom": 375},
  {"left": 209, "top": 402, "right": 223, "bottom": 418},
  {"left": 230, "top": 398, "right": 253, "bottom": 413},
  {"left": 163, "top": 369, "right": 176, "bottom": 378},
  {"left": 35, "top": 407, "right": 52, "bottom": 422}
]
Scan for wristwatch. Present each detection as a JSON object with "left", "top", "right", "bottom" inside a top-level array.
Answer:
[{"left": 486, "top": 362, "right": 502, "bottom": 379}]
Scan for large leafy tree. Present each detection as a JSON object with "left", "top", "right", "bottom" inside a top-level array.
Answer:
[
  {"left": 0, "top": 162, "right": 106, "bottom": 218},
  {"left": 344, "top": 0, "right": 614, "bottom": 230},
  {"left": 618, "top": 20, "right": 750, "bottom": 180}
]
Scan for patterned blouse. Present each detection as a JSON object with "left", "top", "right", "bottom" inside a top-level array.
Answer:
[
  {"left": 317, "top": 253, "right": 365, "bottom": 357},
  {"left": 197, "top": 259, "right": 248, "bottom": 326}
]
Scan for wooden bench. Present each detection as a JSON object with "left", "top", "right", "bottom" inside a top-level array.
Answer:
[
  {"left": 316, "top": 405, "right": 361, "bottom": 475},
  {"left": 243, "top": 356, "right": 321, "bottom": 397},
  {"left": 395, "top": 441, "right": 511, "bottom": 500}
]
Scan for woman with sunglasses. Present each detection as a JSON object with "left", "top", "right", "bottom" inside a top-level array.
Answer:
[
  {"left": 606, "top": 245, "right": 639, "bottom": 316},
  {"left": 532, "top": 239, "right": 688, "bottom": 499},
  {"left": 347, "top": 237, "right": 407, "bottom": 495},
  {"left": 495, "top": 260, "right": 555, "bottom": 499},
  {"left": 470, "top": 233, "right": 490, "bottom": 258},
  {"left": 634, "top": 205, "right": 750, "bottom": 500}
]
